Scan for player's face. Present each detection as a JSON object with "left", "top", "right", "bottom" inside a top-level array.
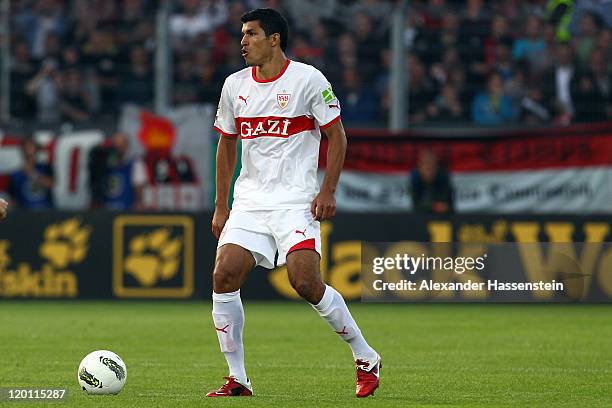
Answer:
[{"left": 240, "top": 21, "right": 272, "bottom": 66}]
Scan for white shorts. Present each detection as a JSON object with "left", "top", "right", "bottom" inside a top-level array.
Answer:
[{"left": 217, "top": 208, "right": 321, "bottom": 269}]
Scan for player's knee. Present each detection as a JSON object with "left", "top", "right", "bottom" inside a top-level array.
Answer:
[
  {"left": 212, "top": 261, "right": 240, "bottom": 293},
  {"left": 290, "top": 277, "right": 319, "bottom": 303}
]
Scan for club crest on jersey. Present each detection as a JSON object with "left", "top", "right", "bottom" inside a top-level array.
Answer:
[{"left": 277, "top": 93, "right": 291, "bottom": 109}]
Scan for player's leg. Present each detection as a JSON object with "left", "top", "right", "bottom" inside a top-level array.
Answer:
[
  {"left": 208, "top": 210, "right": 277, "bottom": 397},
  {"left": 286, "top": 249, "right": 381, "bottom": 397},
  {"left": 213, "top": 242, "right": 254, "bottom": 293},
  {"left": 208, "top": 243, "right": 254, "bottom": 397}
]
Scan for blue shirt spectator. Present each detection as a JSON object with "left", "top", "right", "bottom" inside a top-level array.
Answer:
[
  {"left": 513, "top": 38, "right": 546, "bottom": 63},
  {"left": 8, "top": 140, "right": 54, "bottom": 209},
  {"left": 89, "top": 133, "right": 146, "bottom": 210},
  {"left": 472, "top": 73, "right": 515, "bottom": 125},
  {"left": 336, "top": 67, "right": 379, "bottom": 125},
  {"left": 513, "top": 15, "right": 546, "bottom": 65}
]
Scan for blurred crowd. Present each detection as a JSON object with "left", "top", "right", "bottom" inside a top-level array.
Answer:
[{"left": 6, "top": 0, "right": 612, "bottom": 127}]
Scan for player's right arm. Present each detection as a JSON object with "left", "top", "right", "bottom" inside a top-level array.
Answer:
[
  {"left": 212, "top": 136, "right": 237, "bottom": 239},
  {"left": 212, "top": 78, "right": 239, "bottom": 239}
]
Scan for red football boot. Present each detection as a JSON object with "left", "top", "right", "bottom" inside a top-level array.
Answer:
[
  {"left": 355, "top": 355, "right": 381, "bottom": 398},
  {"left": 206, "top": 376, "right": 253, "bottom": 397}
]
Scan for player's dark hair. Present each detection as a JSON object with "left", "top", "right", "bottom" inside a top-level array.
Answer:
[{"left": 241, "top": 8, "right": 289, "bottom": 52}]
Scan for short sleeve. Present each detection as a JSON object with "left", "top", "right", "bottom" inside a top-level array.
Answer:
[
  {"left": 213, "top": 78, "right": 238, "bottom": 138},
  {"left": 306, "top": 69, "right": 341, "bottom": 130}
]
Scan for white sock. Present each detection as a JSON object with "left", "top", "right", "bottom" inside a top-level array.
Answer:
[
  {"left": 312, "top": 285, "right": 377, "bottom": 363},
  {"left": 212, "top": 290, "right": 248, "bottom": 385}
]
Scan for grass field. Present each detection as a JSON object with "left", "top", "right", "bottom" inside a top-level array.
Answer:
[{"left": 1, "top": 301, "right": 611, "bottom": 407}]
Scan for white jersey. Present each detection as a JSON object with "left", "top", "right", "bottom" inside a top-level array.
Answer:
[{"left": 214, "top": 60, "right": 341, "bottom": 210}]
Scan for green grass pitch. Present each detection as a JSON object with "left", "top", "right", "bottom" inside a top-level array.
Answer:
[{"left": 1, "top": 301, "right": 611, "bottom": 407}]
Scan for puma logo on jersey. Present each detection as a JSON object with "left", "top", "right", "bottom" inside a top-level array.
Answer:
[
  {"left": 328, "top": 104, "right": 340, "bottom": 109},
  {"left": 295, "top": 228, "right": 306, "bottom": 238},
  {"left": 238, "top": 95, "right": 249, "bottom": 105}
]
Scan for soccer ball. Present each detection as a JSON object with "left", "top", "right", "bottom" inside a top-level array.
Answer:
[{"left": 77, "top": 350, "right": 127, "bottom": 395}]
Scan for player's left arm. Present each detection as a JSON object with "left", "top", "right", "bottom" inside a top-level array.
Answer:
[{"left": 312, "top": 119, "right": 347, "bottom": 221}]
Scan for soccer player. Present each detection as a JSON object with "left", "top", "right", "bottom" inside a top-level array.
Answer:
[
  {"left": 207, "top": 8, "right": 381, "bottom": 399},
  {"left": 0, "top": 198, "right": 7, "bottom": 220}
]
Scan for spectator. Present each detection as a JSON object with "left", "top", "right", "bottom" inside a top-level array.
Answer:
[
  {"left": 325, "top": 32, "right": 357, "bottom": 87},
  {"left": 115, "top": 0, "right": 150, "bottom": 49},
  {"left": 448, "top": 67, "right": 472, "bottom": 109},
  {"left": 352, "top": 13, "right": 386, "bottom": 83},
  {"left": 25, "top": 58, "right": 61, "bottom": 124},
  {"left": 574, "top": 11, "right": 601, "bottom": 66},
  {"left": 427, "top": 83, "right": 466, "bottom": 123},
  {"left": 571, "top": 0, "right": 612, "bottom": 32},
  {"left": 472, "top": 72, "right": 515, "bottom": 125},
  {"left": 484, "top": 15, "right": 512, "bottom": 67},
  {"left": 289, "top": 33, "right": 322, "bottom": 68},
  {"left": 283, "top": 0, "right": 337, "bottom": 33},
  {"left": 588, "top": 49, "right": 611, "bottom": 118},
  {"left": 10, "top": 41, "right": 37, "bottom": 119},
  {"left": 438, "top": 13, "right": 461, "bottom": 53},
  {"left": 533, "top": 22, "right": 560, "bottom": 74},
  {"left": 5, "top": 0, "right": 610, "bottom": 129},
  {"left": 211, "top": 1, "right": 247, "bottom": 64},
  {"left": 571, "top": 71, "right": 607, "bottom": 122},
  {"left": 310, "top": 21, "right": 330, "bottom": 70},
  {"left": 65, "top": 1, "right": 98, "bottom": 49},
  {"left": 519, "top": 86, "right": 551, "bottom": 125},
  {"left": 336, "top": 67, "right": 379, "bottom": 124},
  {"left": 134, "top": 20, "right": 156, "bottom": 53},
  {"left": 596, "top": 28, "right": 611, "bottom": 55},
  {"left": 14, "top": 0, "right": 67, "bottom": 59},
  {"left": 505, "top": 62, "right": 529, "bottom": 116},
  {"left": 410, "top": 149, "right": 454, "bottom": 214},
  {"left": 60, "top": 46, "right": 81, "bottom": 70},
  {"left": 541, "top": 41, "right": 576, "bottom": 122},
  {"left": 513, "top": 15, "right": 546, "bottom": 68},
  {"left": 88, "top": 133, "right": 146, "bottom": 210},
  {"left": 421, "top": 0, "right": 448, "bottom": 31},
  {"left": 173, "top": 54, "right": 200, "bottom": 106},
  {"left": 193, "top": 47, "right": 223, "bottom": 104},
  {"left": 491, "top": 40, "right": 514, "bottom": 82},
  {"left": 349, "top": 0, "right": 393, "bottom": 31},
  {"left": 459, "top": 0, "right": 490, "bottom": 80},
  {"left": 170, "top": 0, "right": 228, "bottom": 47},
  {"left": 430, "top": 47, "right": 461, "bottom": 88},
  {"left": 546, "top": 0, "right": 575, "bottom": 42},
  {"left": 406, "top": 55, "right": 435, "bottom": 125},
  {"left": 59, "top": 68, "right": 93, "bottom": 122},
  {"left": 118, "top": 46, "right": 154, "bottom": 107},
  {"left": 42, "top": 32, "right": 63, "bottom": 64},
  {"left": 8, "top": 139, "right": 54, "bottom": 210},
  {"left": 81, "top": 29, "right": 119, "bottom": 114},
  {"left": 374, "top": 48, "right": 391, "bottom": 105}
]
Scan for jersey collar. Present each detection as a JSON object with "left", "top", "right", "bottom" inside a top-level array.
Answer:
[{"left": 251, "top": 59, "right": 291, "bottom": 83}]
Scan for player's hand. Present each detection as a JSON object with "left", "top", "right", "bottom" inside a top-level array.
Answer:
[
  {"left": 0, "top": 198, "right": 8, "bottom": 220},
  {"left": 311, "top": 189, "right": 336, "bottom": 221},
  {"left": 211, "top": 206, "right": 230, "bottom": 240}
]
